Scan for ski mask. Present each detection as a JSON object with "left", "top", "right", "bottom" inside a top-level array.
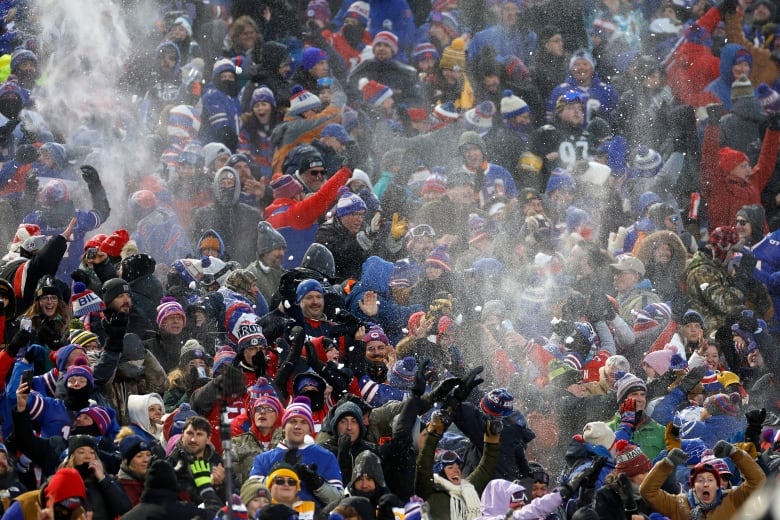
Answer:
[
  {"left": 0, "top": 93, "right": 22, "bottom": 120},
  {"left": 65, "top": 386, "right": 92, "bottom": 412},
  {"left": 215, "top": 76, "right": 239, "bottom": 98},
  {"left": 343, "top": 24, "right": 365, "bottom": 48}
]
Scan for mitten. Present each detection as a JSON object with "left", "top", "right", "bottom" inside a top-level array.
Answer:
[
  {"left": 664, "top": 422, "right": 681, "bottom": 451},
  {"left": 713, "top": 440, "right": 735, "bottom": 458},
  {"left": 453, "top": 366, "right": 484, "bottom": 402},
  {"left": 679, "top": 365, "right": 706, "bottom": 393},
  {"left": 102, "top": 311, "right": 128, "bottom": 351},
  {"left": 295, "top": 463, "right": 325, "bottom": 490},
  {"left": 390, "top": 212, "right": 408, "bottom": 240},
  {"left": 79, "top": 165, "right": 101, "bottom": 187},
  {"left": 665, "top": 448, "right": 688, "bottom": 466}
]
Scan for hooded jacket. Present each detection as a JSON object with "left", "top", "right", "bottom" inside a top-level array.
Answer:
[
  {"left": 705, "top": 43, "right": 751, "bottom": 111},
  {"left": 127, "top": 394, "right": 165, "bottom": 453},
  {"left": 475, "top": 479, "right": 563, "bottom": 520}
]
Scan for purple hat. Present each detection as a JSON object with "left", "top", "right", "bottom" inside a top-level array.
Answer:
[
  {"left": 425, "top": 244, "right": 452, "bottom": 272},
  {"left": 321, "top": 123, "right": 354, "bottom": 144},
  {"left": 365, "top": 324, "right": 389, "bottom": 344},
  {"left": 251, "top": 85, "right": 276, "bottom": 108},
  {"left": 757, "top": 83, "right": 780, "bottom": 113},
  {"left": 77, "top": 406, "right": 111, "bottom": 436},
  {"left": 302, "top": 47, "right": 328, "bottom": 71},
  {"left": 388, "top": 356, "right": 417, "bottom": 390},
  {"left": 271, "top": 174, "right": 304, "bottom": 199},
  {"left": 156, "top": 296, "right": 186, "bottom": 328},
  {"left": 281, "top": 395, "right": 315, "bottom": 432}
]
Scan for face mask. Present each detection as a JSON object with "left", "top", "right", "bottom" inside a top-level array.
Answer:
[
  {"left": 65, "top": 385, "right": 91, "bottom": 410},
  {"left": 0, "top": 96, "right": 22, "bottom": 120},
  {"left": 16, "top": 70, "right": 37, "bottom": 85},
  {"left": 218, "top": 186, "right": 235, "bottom": 205},
  {"left": 343, "top": 24, "right": 365, "bottom": 47},
  {"left": 216, "top": 78, "right": 239, "bottom": 97},
  {"left": 70, "top": 423, "right": 101, "bottom": 437}
]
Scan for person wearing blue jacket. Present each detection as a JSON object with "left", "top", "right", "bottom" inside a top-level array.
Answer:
[
  {"left": 468, "top": 0, "right": 538, "bottom": 65},
  {"left": 345, "top": 255, "right": 423, "bottom": 344},
  {"left": 705, "top": 43, "right": 752, "bottom": 111},
  {"left": 546, "top": 50, "right": 619, "bottom": 126},
  {"left": 200, "top": 58, "right": 242, "bottom": 150}
]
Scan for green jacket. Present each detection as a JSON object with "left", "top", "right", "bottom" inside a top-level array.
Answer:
[{"left": 607, "top": 413, "right": 666, "bottom": 461}]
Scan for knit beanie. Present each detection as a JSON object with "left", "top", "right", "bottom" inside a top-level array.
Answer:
[
  {"left": 306, "top": 0, "right": 331, "bottom": 24},
  {"left": 463, "top": 100, "right": 495, "bottom": 131},
  {"left": 432, "top": 10, "right": 460, "bottom": 38},
  {"left": 212, "top": 58, "right": 236, "bottom": 80},
  {"left": 302, "top": 47, "right": 328, "bottom": 71},
  {"left": 145, "top": 460, "right": 179, "bottom": 493},
  {"left": 67, "top": 434, "right": 97, "bottom": 454},
  {"left": 501, "top": 89, "right": 530, "bottom": 119},
  {"left": 241, "top": 478, "right": 270, "bottom": 508},
  {"left": 481, "top": 388, "right": 514, "bottom": 416},
  {"left": 614, "top": 439, "right": 652, "bottom": 477},
  {"left": 270, "top": 174, "right": 304, "bottom": 199},
  {"left": 101, "top": 278, "right": 131, "bottom": 308},
  {"left": 719, "top": 147, "right": 749, "bottom": 173},
  {"left": 179, "top": 339, "right": 211, "bottom": 367},
  {"left": 545, "top": 169, "right": 576, "bottom": 193},
  {"left": 757, "top": 83, "right": 780, "bottom": 112},
  {"left": 630, "top": 146, "right": 663, "bottom": 177},
  {"left": 46, "top": 468, "right": 86, "bottom": 505},
  {"left": 731, "top": 74, "right": 754, "bottom": 101},
  {"left": 566, "top": 206, "right": 591, "bottom": 232},
  {"left": 166, "top": 105, "right": 200, "bottom": 139},
  {"left": 425, "top": 244, "right": 452, "bottom": 271},
  {"left": 119, "top": 434, "right": 151, "bottom": 462},
  {"left": 734, "top": 48, "right": 752, "bottom": 67},
  {"left": 704, "top": 392, "right": 741, "bottom": 417},
  {"left": 289, "top": 84, "right": 322, "bottom": 116},
  {"left": 296, "top": 278, "right": 324, "bottom": 303},
  {"left": 615, "top": 372, "right": 647, "bottom": 404},
  {"left": 358, "top": 78, "right": 392, "bottom": 106},
  {"left": 642, "top": 348, "right": 674, "bottom": 377},
  {"left": 76, "top": 406, "right": 111, "bottom": 436},
  {"left": 372, "top": 31, "right": 399, "bottom": 55},
  {"left": 335, "top": 186, "right": 367, "bottom": 217},
  {"left": 257, "top": 221, "right": 286, "bottom": 256},
  {"left": 100, "top": 229, "right": 130, "bottom": 258},
  {"left": 717, "top": 371, "right": 741, "bottom": 391},
  {"left": 582, "top": 421, "right": 615, "bottom": 451},
  {"left": 70, "top": 282, "right": 105, "bottom": 317},
  {"left": 468, "top": 213, "right": 488, "bottom": 244},
  {"left": 569, "top": 49, "right": 596, "bottom": 70},
  {"left": 156, "top": 296, "right": 186, "bottom": 328},
  {"left": 251, "top": 85, "right": 276, "bottom": 108},
  {"left": 64, "top": 358, "right": 94, "bottom": 389},
  {"left": 281, "top": 395, "right": 315, "bottom": 432},
  {"left": 345, "top": 1, "right": 370, "bottom": 25},
  {"left": 433, "top": 101, "right": 459, "bottom": 122},
  {"left": 440, "top": 38, "right": 466, "bottom": 70},
  {"left": 689, "top": 461, "right": 722, "bottom": 488},
  {"left": 252, "top": 395, "right": 284, "bottom": 419},
  {"left": 267, "top": 463, "right": 301, "bottom": 491},
  {"left": 213, "top": 346, "right": 236, "bottom": 374},
  {"left": 388, "top": 356, "right": 417, "bottom": 390},
  {"left": 365, "top": 324, "right": 389, "bottom": 344},
  {"left": 422, "top": 173, "right": 447, "bottom": 195},
  {"left": 413, "top": 42, "right": 440, "bottom": 63},
  {"left": 681, "top": 309, "right": 705, "bottom": 327},
  {"left": 69, "top": 330, "right": 98, "bottom": 350}
]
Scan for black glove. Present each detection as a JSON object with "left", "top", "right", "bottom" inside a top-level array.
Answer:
[
  {"left": 337, "top": 433, "right": 351, "bottom": 456},
  {"left": 79, "top": 165, "right": 101, "bottom": 187},
  {"left": 6, "top": 329, "right": 32, "bottom": 358},
  {"left": 665, "top": 448, "right": 689, "bottom": 466},
  {"left": 713, "top": 439, "right": 735, "bottom": 458},
  {"left": 589, "top": 292, "right": 616, "bottom": 322},
  {"left": 24, "top": 170, "right": 38, "bottom": 197},
  {"left": 70, "top": 269, "right": 92, "bottom": 286},
  {"left": 295, "top": 462, "right": 325, "bottom": 490},
  {"left": 216, "top": 365, "right": 246, "bottom": 398},
  {"left": 558, "top": 484, "right": 574, "bottom": 502},
  {"left": 679, "top": 365, "right": 706, "bottom": 394},
  {"left": 186, "top": 365, "right": 210, "bottom": 391},
  {"left": 413, "top": 359, "right": 432, "bottom": 397},
  {"left": 101, "top": 310, "right": 128, "bottom": 351},
  {"left": 283, "top": 447, "right": 301, "bottom": 466},
  {"left": 617, "top": 473, "right": 638, "bottom": 512},
  {"left": 15, "top": 144, "right": 38, "bottom": 164},
  {"left": 304, "top": 340, "right": 325, "bottom": 372},
  {"left": 288, "top": 326, "right": 305, "bottom": 359},
  {"left": 745, "top": 408, "right": 766, "bottom": 451},
  {"left": 36, "top": 323, "right": 64, "bottom": 351},
  {"left": 303, "top": 19, "right": 327, "bottom": 46},
  {"left": 579, "top": 456, "right": 607, "bottom": 489},
  {"left": 706, "top": 103, "right": 724, "bottom": 125},
  {"left": 377, "top": 493, "right": 405, "bottom": 518},
  {"left": 251, "top": 350, "right": 267, "bottom": 378},
  {"left": 453, "top": 366, "right": 484, "bottom": 402},
  {"left": 768, "top": 112, "right": 780, "bottom": 132},
  {"left": 736, "top": 311, "right": 761, "bottom": 335}
]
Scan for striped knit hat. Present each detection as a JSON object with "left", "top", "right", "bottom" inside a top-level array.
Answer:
[
  {"left": 359, "top": 78, "right": 392, "bottom": 106},
  {"left": 425, "top": 244, "right": 452, "bottom": 271},
  {"left": 289, "top": 84, "right": 322, "bottom": 116},
  {"left": 70, "top": 282, "right": 105, "bottom": 317},
  {"left": 281, "top": 395, "right": 315, "bottom": 432},
  {"left": 156, "top": 296, "right": 186, "bottom": 328}
]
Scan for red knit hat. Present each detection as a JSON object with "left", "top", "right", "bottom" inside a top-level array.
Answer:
[
  {"left": 718, "top": 147, "right": 749, "bottom": 174},
  {"left": 614, "top": 439, "right": 652, "bottom": 477},
  {"left": 46, "top": 467, "right": 86, "bottom": 507},
  {"left": 100, "top": 229, "right": 130, "bottom": 258},
  {"left": 359, "top": 78, "right": 393, "bottom": 106},
  {"left": 84, "top": 233, "right": 106, "bottom": 251},
  {"left": 689, "top": 461, "right": 722, "bottom": 488}
]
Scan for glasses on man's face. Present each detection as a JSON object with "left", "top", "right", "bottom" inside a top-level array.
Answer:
[
  {"left": 306, "top": 169, "right": 326, "bottom": 177},
  {"left": 274, "top": 477, "right": 298, "bottom": 486},
  {"left": 256, "top": 406, "right": 277, "bottom": 414},
  {"left": 735, "top": 219, "right": 749, "bottom": 226}
]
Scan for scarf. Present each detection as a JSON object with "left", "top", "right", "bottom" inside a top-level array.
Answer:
[
  {"left": 687, "top": 488, "right": 722, "bottom": 520},
  {"left": 433, "top": 473, "right": 482, "bottom": 520}
]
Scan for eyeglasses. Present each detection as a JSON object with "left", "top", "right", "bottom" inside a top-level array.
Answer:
[
  {"left": 735, "top": 219, "right": 749, "bottom": 226},
  {"left": 306, "top": 169, "right": 326, "bottom": 177},
  {"left": 39, "top": 295, "right": 58, "bottom": 303},
  {"left": 274, "top": 477, "right": 298, "bottom": 486},
  {"left": 256, "top": 406, "right": 277, "bottom": 414},
  {"left": 409, "top": 224, "right": 435, "bottom": 238},
  {"left": 510, "top": 489, "right": 528, "bottom": 504}
]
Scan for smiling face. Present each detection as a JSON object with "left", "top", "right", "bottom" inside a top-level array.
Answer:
[
  {"left": 38, "top": 295, "right": 59, "bottom": 317},
  {"left": 340, "top": 210, "right": 366, "bottom": 234},
  {"left": 443, "top": 463, "right": 462, "bottom": 484},
  {"left": 284, "top": 416, "right": 311, "bottom": 446},
  {"left": 365, "top": 340, "right": 388, "bottom": 363},
  {"left": 182, "top": 425, "right": 209, "bottom": 457},
  {"left": 570, "top": 58, "right": 594, "bottom": 85},
  {"left": 129, "top": 450, "right": 152, "bottom": 475},
  {"left": 300, "top": 291, "right": 324, "bottom": 320}
]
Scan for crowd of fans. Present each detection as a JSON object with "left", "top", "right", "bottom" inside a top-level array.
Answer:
[{"left": 2, "top": 0, "right": 780, "bottom": 518}]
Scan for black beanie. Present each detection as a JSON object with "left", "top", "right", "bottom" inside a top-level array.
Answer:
[
  {"left": 145, "top": 460, "right": 179, "bottom": 492},
  {"left": 101, "top": 278, "right": 131, "bottom": 308}
]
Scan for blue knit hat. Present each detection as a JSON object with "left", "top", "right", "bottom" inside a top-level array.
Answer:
[
  {"left": 212, "top": 58, "right": 236, "bottom": 80},
  {"left": 425, "top": 244, "right": 452, "bottom": 272},
  {"left": 500, "top": 89, "right": 529, "bottom": 119},
  {"left": 566, "top": 206, "right": 590, "bottom": 232},
  {"left": 480, "top": 388, "right": 514, "bottom": 416},
  {"left": 388, "top": 356, "right": 417, "bottom": 390},
  {"left": 629, "top": 146, "right": 663, "bottom": 178},
  {"left": 296, "top": 278, "right": 324, "bottom": 303},
  {"left": 251, "top": 85, "right": 276, "bottom": 108},
  {"left": 336, "top": 187, "right": 367, "bottom": 218},
  {"left": 545, "top": 168, "right": 576, "bottom": 193},
  {"left": 302, "top": 47, "right": 328, "bottom": 71}
]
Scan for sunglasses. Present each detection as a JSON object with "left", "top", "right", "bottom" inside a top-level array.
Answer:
[
  {"left": 410, "top": 224, "right": 435, "bottom": 238},
  {"left": 317, "top": 77, "right": 333, "bottom": 88},
  {"left": 510, "top": 490, "right": 528, "bottom": 504},
  {"left": 307, "top": 169, "right": 326, "bottom": 177},
  {"left": 735, "top": 219, "right": 749, "bottom": 226},
  {"left": 274, "top": 477, "right": 298, "bottom": 486},
  {"left": 54, "top": 497, "right": 84, "bottom": 511}
]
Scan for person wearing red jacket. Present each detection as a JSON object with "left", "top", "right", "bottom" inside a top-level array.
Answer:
[
  {"left": 701, "top": 104, "right": 780, "bottom": 231},
  {"left": 265, "top": 166, "right": 351, "bottom": 269}
]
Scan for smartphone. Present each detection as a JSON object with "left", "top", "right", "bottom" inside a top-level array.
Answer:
[
  {"left": 19, "top": 317, "right": 32, "bottom": 332},
  {"left": 21, "top": 369, "right": 32, "bottom": 389},
  {"left": 86, "top": 247, "right": 98, "bottom": 260}
]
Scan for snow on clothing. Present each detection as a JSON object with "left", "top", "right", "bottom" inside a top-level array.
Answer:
[
  {"left": 705, "top": 43, "right": 752, "bottom": 112},
  {"left": 314, "top": 216, "right": 370, "bottom": 281},
  {"left": 639, "top": 446, "right": 765, "bottom": 520},
  {"left": 265, "top": 166, "right": 351, "bottom": 269},
  {"left": 685, "top": 249, "right": 745, "bottom": 332},
  {"left": 270, "top": 104, "right": 342, "bottom": 174},
  {"left": 345, "top": 255, "right": 423, "bottom": 344},
  {"left": 701, "top": 123, "right": 780, "bottom": 231},
  {"left": 468, "top": 24, "right": 538, "bottom": 65},
  {"left": 724, "top": 10, "right": 780, "bottom": 89},
  {"left": 199, "top": 81, "right": 241, "bottom": 150},
  {"left": 616, "top": 278, "right": 662, "bottom": 324},
  {"left": 131, "top": 205, "right": 193, "bottom": 268},
  {"left": 547, "top": 71, "right": 619, "bottom": 125},
  {"left": 475, "top": 479, "right": 563, "bottom": 520},
  {"left": 719, "top": 88, "right": 768, "bottom": 165},
  {"left": 250, "top": 442, "right": 343, "bottom": 506}
]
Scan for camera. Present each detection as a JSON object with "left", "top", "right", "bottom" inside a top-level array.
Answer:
[
  {"left": 86, "top": 247, "right": 98, "bottom": 260},
  {"left": 431, "top": 408, "right": 453, "bottom": 429}
]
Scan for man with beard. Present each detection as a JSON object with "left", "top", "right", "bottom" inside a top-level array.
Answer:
[
  {"left": 329, "top": 1, "right": 371, "bottom": 72},
  {"left": 200, "top": 58, "right": 241, "bottom": 150},
  {"left": 191, "top": 166, "right": 263, "bottom": 266},
  {"left": 22, "top": 165, "right": 110, "bottom": 279}
]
